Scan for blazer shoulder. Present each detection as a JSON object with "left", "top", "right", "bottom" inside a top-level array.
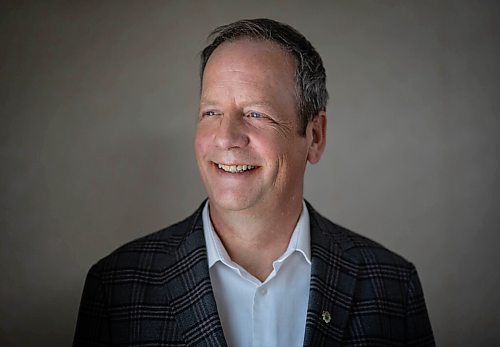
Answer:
[
  {"left": 340, "top": 222, "right": 413, "bottom": 269},
  {"left": 308, "top": 203, "right": 414, "bottom": 271},
  {"left": 90, "top": 204, "right": 204, "bottom": 275}
]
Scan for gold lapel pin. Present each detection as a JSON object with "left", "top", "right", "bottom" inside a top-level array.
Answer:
[{"left": 321, "top": 310, "right": 331, "bottom": 324}]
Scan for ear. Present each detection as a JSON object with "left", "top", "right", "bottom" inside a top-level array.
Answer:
[{"left": 306, "top": 112, "right": 327, "bottom": 164}]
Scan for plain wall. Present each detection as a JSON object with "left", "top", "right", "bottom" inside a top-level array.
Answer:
[{"left": 1, "top": 1, "right": 499, "bottom": 346}]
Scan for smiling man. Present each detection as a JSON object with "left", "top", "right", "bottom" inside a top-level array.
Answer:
[{"left": 74, "top": 19, "right": 435, "bottom": 346}]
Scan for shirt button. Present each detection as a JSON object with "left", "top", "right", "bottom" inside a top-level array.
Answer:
[{"left": 259, "top": 287, "right": 267, "bottom": 295}]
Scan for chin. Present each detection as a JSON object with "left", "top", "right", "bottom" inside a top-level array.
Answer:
[{"left": 208, "top": 192, "right": 257, "bottom": 212}]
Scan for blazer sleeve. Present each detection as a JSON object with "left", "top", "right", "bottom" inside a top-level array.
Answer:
[
  {"left": 405, "top": 266, "right": 436, "bottom": 346},
  {"left": 73, "top": 264, "right": 111, "bottom": 347}
]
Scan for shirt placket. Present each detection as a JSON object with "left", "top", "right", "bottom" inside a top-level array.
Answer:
[{"left": 252, "top": 283, "right": 271, "bottom": 347}]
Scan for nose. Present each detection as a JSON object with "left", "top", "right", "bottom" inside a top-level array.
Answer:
[{"left": 214, "top": 114, "right": 249, "bottom": 149}]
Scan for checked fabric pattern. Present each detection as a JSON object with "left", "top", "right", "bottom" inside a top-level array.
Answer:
[{"left": 73, "top": 201, "right": 435, "bottom": 346}]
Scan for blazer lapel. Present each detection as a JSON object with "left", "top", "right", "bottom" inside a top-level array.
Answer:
[
  {"left": 163, "top": 205, "right": 227, "bottom": 347},
  {"left": 303, "top": 202, "right": 359, "bottom": 346}
]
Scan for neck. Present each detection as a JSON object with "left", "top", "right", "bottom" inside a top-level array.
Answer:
[{"left": 208, "top": 197, "right": 303, "bottom": 282}]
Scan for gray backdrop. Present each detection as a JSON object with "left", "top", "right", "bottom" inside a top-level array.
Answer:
[{"left": 1, "top": 1, "right": 499, "bottom": 346}]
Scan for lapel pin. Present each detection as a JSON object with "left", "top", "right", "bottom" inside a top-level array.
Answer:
[{"left": 321, "top": 310, "right": 331, "bottom": 324}]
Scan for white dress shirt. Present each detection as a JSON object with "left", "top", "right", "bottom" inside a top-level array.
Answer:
[{"left": 202, "top": 201, "right": 311, "bottom": 347}]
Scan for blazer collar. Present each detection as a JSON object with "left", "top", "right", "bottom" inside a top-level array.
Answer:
[
  {"left": 163, "top": 201, "right": 228, "bottom": 347},
  {"left": 303, "top": 200, "right": 360, "bottom": 346}
]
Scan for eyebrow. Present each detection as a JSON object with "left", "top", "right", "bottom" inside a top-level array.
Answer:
[
  {"left": 199, "top": 99, "right": 277, "bottom": 110},
  {"left": 199, "top": 99, "right": 218, "bottom": 107}
]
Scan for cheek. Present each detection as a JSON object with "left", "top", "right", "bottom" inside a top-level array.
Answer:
[
  {"left": 194, "top": 127, "right": 212, "bottom": 157},
  {"left": 253, "top": 139, "right": 289, "bottom": 171},
  {"left": 282, "top": 138, "right": 309, "bottom": 168},
  {"left": 251, "top": 133, "right": 278, "bottom": 153}
]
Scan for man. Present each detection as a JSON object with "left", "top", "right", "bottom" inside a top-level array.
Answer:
[{"left": 74, "top": 19, "right": 435, "bottom": 346}]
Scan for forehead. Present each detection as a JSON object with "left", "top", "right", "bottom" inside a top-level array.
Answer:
[
  {"left": 201, "top": 39, "right": 296, "bottom": 103},
  {"left": 203, "top": 39, "right": 295, "bottom": 84}
]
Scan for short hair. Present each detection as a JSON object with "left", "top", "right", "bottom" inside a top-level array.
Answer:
[{"left": 200, "top": 18, "right": 328, "bottom": 135}]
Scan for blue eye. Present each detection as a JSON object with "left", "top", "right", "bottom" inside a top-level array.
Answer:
[
  {"left": 203, "top": 110, "right": 220, "bottom": 117},
  {"left": 247, "top": 111, "right": 263, "bottom": 118}
]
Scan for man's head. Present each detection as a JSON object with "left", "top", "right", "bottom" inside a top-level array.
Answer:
[
  {"left": 195, "top": 19, "right": 327, "bottom": 214},
  {"left": 200, "top": 18, "right": 328, "bottom": 135}
]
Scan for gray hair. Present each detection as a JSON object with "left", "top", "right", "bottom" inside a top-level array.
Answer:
[{"left": 200, "top": 18, "right": 328, "bottom": 135}]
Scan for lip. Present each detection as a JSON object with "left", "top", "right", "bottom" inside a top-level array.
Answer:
[
  {"left": 212, "top": 161, "right": 258, "bottom": 166},
  {"left": 210, "top": 161, "right": 260, "bottom": 175}
]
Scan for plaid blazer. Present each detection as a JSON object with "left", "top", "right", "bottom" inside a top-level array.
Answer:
[{"left": 73, "top": 201, "right": 435, "bottom": 346}]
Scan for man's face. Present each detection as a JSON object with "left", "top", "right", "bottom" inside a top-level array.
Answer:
[{"left": 195, "top": 39, "right": 320, "bottom": 213}]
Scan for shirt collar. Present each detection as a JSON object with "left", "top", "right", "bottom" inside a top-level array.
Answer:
[{"left": 202, "top": 200, "right": 311, "bottom": 269}]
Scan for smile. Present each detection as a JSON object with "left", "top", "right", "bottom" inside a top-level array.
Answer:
[{"left": 216, "top": 163, "right": 257, "bottom": 173}]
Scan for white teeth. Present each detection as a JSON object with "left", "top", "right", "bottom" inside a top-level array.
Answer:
[{"left": 217, "top": 163, "right": 256, "bottom": 173}]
